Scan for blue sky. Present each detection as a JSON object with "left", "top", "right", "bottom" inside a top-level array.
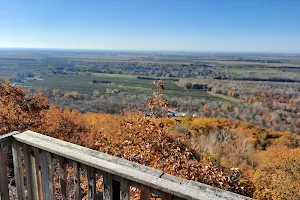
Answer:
[{"left": 0, "top": 0, "right": 299, "bottom": 53}]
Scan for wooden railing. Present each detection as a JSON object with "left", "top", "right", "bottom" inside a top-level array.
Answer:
[{"left": 0, "top": 131, "right": 251, "bottom": 200}]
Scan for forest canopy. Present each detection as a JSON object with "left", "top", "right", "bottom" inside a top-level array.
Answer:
[{"left": 1, "top": 80, "right": 300, "bottom": 199}]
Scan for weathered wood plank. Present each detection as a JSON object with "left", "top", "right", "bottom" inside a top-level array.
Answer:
[
  {"left": 0, "top": 143, "right": 9, "bottom": 200},
  {"left": 46, "top": 152, "right": 55, "bottom": 200},
  {"left": 103, "top": 172, "right": 113, "bottom": 200},
  {"left": 86, "top": 166, "right": 96, "bottom": 200},
  {"left": 22, "top": 143, "right": 34, "bottom": 200},
  {"left": 40, "top": 151, "right": 50, "bottom": 200},
  {"left": 73, "top": 161, "right": 81, "bottom": 200},
  {"left": 40, "top": 151, "right": 55, "bottom": 200},
  {"left": 29, "top": 147, "right": 39, "bottom": 200},
  {"left": 58, "top": 157, "right": 68, "bottom": 200},
  {"left": 14, "top": 131, "right": 252, "bottom": 200},
  {"left": 0, "top": 131, "right": 19, "bottom": 147},
  {"left": 12, "top": 139, "right": 25, "bottom": 200},
  {"left": 140, "top": 185, "right": 151, "bottom": 200},
  {"left": 120, "top": 178, "right": 130, "bottom": 200},
  {"left": 32, "top": 147, "right": 44, "bottom": 200}
]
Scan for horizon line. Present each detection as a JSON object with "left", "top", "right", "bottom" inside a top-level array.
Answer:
[{"left": 0, "top": 47, "right": 299, "bottom": 55}]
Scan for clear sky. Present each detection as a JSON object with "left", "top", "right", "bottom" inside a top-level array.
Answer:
[{"left": 0, "top": 0, "right": 299, "bottom": 53}]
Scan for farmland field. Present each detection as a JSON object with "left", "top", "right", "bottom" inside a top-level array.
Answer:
[
  {"left": 2, "top": 49, "right": 300, "bottom": 104},
  {"left": 22, "top": 73, "right": 223, "bottom": 100}
]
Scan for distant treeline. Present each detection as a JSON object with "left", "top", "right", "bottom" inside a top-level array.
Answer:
[
  {"left": 224, "top": 59, "right": 282, "bottom": 63},
  {"left": 136, "top": 76, "right": 179, "bottom": 81},
  {"left": 0, "top": 57, "right": 36, "bottom": 61},
  {"left": 215, "top": 77, "right": 300, "bottom": 82},
  {"left": 92, "top": 80, "right": 112, "bottom": 84}
]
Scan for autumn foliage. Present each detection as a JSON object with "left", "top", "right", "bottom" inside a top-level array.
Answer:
[
  {"left": 0, "top": 80, "right": 49, "bottom": 134},
  {"left": 1, "top": 80, "right": 300, "bottom": 199}
]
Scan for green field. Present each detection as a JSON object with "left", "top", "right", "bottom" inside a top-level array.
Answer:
[
  {"left": 205, "top": 60, "right": 300, "bottom": 67},
  {"left": 23, "top": 73, "right": 223, "bottom": 100}
]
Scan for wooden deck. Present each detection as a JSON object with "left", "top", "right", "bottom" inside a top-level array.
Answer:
[{"left": 0, "top": 131, "right": 251, "bottom": 200}]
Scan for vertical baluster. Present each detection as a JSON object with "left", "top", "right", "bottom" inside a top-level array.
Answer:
[
  {"left": 12, "top": 139, "right": 25, "bottom": 200},
  {"left": 140, "top": 185, "right": 151, "bottom": 200},
  {"left": 103, "top": 172, "right": 113, "bottom": 200},
  {"left": 46, "top": 152, "right": 55, "bottom": 200},
  {"left": 58, "top": 157, "right": 68, "bottom": 200},
  {"left": 22, "top": 144, "right": 34, "bottom": 200},
  {"left": 0, "top": 142, "right": 9, "bottom": 200},
  {"left": 73, "top": 162, "right": 81, "bottom": 200},
  {"left": 86, "top": 166, "right": 96, "bottom": 200},
  {"left": 40, "top": 151, "right": 50, "bottom": 200},
  {"left": 40, "top": 151, "right": 55, "bottom": 200},
  {"left": 32, "top": 147, "right": 44, "bottom": 200},
  {"left": 29, "top": 147, "right": 39, "bottom": 200},
  {"left": 120, "top": 178, "right": 130, "bottom": 200}
]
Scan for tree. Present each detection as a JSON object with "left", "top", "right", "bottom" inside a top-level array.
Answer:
[{"left": 0, "top": 80, "right": 49, "bottom": 135}]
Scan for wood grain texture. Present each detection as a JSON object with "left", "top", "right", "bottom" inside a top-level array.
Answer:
[
  {"left": 120, "top": 178, "right": 130, "bottom": 200},
  {"left": 40, "top": 151, "right": 50, "bottom": 200},
  {"left": 29, "top": 146, "right": 39, "bottom": 200},
  {"left": 40, "top": 151, "right": 55, "bottom": 200},
  {"left": 32, "top": 147, "right": 44, "bottom": 200},
  {"left": 103, "top": 172, "right": 113, "bottom": 200},
  {"left": 86, "top": 166, "right": 96, "bottom": 200},
  {"left": 73, "top": 161, "right": 81, "bottom": 200},
  {"left": 12, "top": 139, "right": 25, "bottom": 200},
  {"left": 0, "top": 143, "right": 9, "bottom": 200},
  {"left": 22, "top": 143, "right": 34, "bottom": 200},
  {"left": 58, "top": 157, "right": 68, "bottom": 200},
  {"left": 46, "top": 152, "right": 55, "bottom": 200}
]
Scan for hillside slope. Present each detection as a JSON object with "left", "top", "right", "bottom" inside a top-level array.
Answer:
[{"left": 1, "top": 80, "right": 300, "bottom": 199}]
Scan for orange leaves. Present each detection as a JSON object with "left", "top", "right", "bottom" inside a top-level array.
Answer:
[
  {"left": 0, "top": 80, "right": 49, "bottom": 134},
  {"left": 81, "top": 112, "right": 254, "bottom": 196},
  {"left": 253, "top": 147, "right": 300, "bottom": 199},
  {"left": 3, "top": 81, "right": 300, "bottom": 198},
  {"left": 41, "top": 106, "right": 90, "bottom": 145}
]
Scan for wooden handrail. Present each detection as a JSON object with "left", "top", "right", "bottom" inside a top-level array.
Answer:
[{"left": 0, "top": 131, "right": 251, "bottom": 200}]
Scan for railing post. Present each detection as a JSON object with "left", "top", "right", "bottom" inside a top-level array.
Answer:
[
  {"left": 73, "top": 162, "right": 81, "bottom": 200},
  {"left": 0, "top": 142, "right": 9, "bottom": 200},
  {"left": 28, "top": 146, "right": 41, "bottom": 200},
  {"left": 12, "top": 131, "right": 252, "bottom": 200},
  {"left": 40, "top": 151, "right": 55, "bottom": 200},
  {"left": 120, "top": 178, "right": 130, "bottom": 200},
  {"left": 58, "top": 157, "right": 68, "bottom": 200},
  {"left": 103, "top": 172, "right": 113, "bottom": 200},
  {"left": 12, "top": 139, "right": 25, "bottom": 200},
  {"left": 86, "top": 166, "right": 96, "bottom": 200},
  {"left": 22, "top": 143, "right": 34, "bottom": 200},
  {"left": 32, "top": 147, "right": 44, "bottom": 200}
]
